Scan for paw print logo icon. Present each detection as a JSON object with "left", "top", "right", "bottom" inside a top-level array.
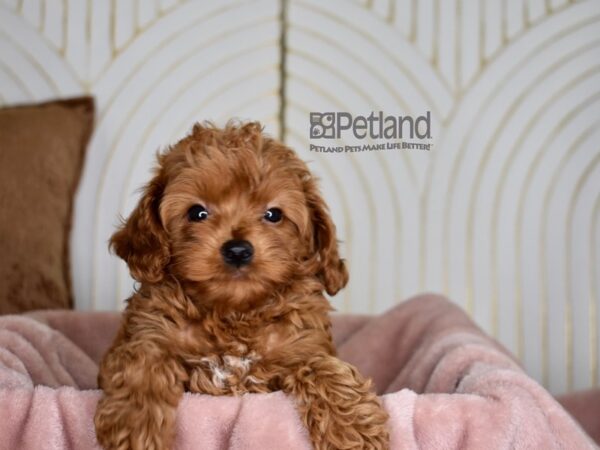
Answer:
[{"left": 310, "top": 112, "right": 335, "bottom": 139}]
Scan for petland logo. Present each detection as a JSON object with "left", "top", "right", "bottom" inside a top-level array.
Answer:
[{"left": 309, "top": 111, "right": 433, "bottom": 153}]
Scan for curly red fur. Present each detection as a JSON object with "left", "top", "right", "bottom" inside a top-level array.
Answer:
[{"left": 94, "top": 122, "right": 388, "bottom": 450}]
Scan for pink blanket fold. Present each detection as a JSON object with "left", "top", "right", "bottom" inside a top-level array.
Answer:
[{"left": 0, "top": 294, "right": 597, "bottom": 449}]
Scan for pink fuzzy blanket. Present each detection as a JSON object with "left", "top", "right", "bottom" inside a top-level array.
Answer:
[{"left": 0, "top": 294, "right": 598, "bottom": 449}]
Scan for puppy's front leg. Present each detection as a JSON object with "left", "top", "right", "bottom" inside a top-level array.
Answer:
[
  {"left": 282, "top": 354, "right": 389, "bottom": 450},
  {"left": 95, "top": 342, "right": 188, "bottom": 450}
]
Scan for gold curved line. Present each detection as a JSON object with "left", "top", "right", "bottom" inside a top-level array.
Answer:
[
  {"left": 0, "top": 59, "right": 34, "bottom": 97},
  {"left": 410, "top": 0, "right": 417, "bottom": 42},
  {"left": 96, "top": 14, "right": 276, "bottom": 121},
  {"left": 501, "top": 0, "right": 508, "bottom": 44},
  {"left": 39, "top": 0, "right": 62, "bottom": 52},
  {"left": 286, "top": 123, "right": 354, "bottom": 313},
  {"left": 420, "top": 15, "right": 599, "bottom": 278},
  {"left": 40, "top": 0, "right": 45, "bottom": 33},
  {"left": 524, "top": 0, "right": 531, "bottom": 27},
  {"left": 288, "top": 44, "right": 418, "bottom": 188},
  {"left": 541, "top": 120, "right": 600, "bottom": 391},
  {"left": 489, "top": 39, "right": 600, "bottom": 336},
  {"left": 455, "top": 0, "right": 462, "bottom": 92},
  {"left": 527, "top": 114, "right": 600, "bottom": 386},
  {"left": 387, "top": 0, "right": 395, "bottom": 24},
  {"left": 92, "top": 39, "right": 279, "bottom": 309},
  {"left": 119, "top": 65, "right": 278, "bottom": 204},
  {"left": 134, "top": 0, "right": 140, "bottom": 33},
  {"left": 438, "top": 16, "right": 600, "bottom": 312},
  {"left": 296, "top": 0, "right": 450, "bottom": 120},
  {"left": 591, "top": 193, "right": 600, "bottom": 387},
  {"left": 432, "top": 0, "right": 439, "bottom": 68},
  {"left": 109, "top": 0, "right": 116, "bottom": 55},
  {"left": 288, "top": 25, "right": 418, "bottom": 188},
  {"left": 98, "top": 2, "right": 257, "bottom": 85},
  {"left": 420, "top": 11, "right": 600, "bottom": 312},
  {"left": 479, "top": 0, "right": 486, "bottom": 67},
  {"left": 443, "top": 10, "right": 600, "bottom": 126},
  {"left": 0, "top": 28, "right": 61, "bottom": 94},
  {"left": 2, "top": 6, "right": 83, "bottom": 86},
  {"left": 566, "top": 152, "right": 600, "bottom": 390},
  {"left": 169, "top": 89, "right": 280, "bottom": 142},
  {"left": 472, "top": 65, "right": 600, "bottom": 360}
]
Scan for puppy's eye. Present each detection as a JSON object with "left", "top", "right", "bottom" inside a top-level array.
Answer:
[
  {"left": 188, "top": 204, "right": 209, "bottom": 222},
  {"left": 264, "top": 207, "right": 283, "bottom": 223}
]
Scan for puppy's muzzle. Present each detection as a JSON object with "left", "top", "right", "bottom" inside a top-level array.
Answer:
[{"left": 221, "top": 239, "right": 254, "bottom": 267}]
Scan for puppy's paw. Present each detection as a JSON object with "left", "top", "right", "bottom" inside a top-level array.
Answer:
[
  {"left": 94, "top": 396, "right": 173, "bottom": 450},
  {"left": 349, "top": 394, "right": 390, "bottom": 450}
]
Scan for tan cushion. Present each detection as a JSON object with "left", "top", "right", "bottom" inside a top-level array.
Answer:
[{"left": 0, "top": 97, "right": 94, "bottom": 314}]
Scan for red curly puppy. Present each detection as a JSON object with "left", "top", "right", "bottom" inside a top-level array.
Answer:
[{"left": 94, "top": 122, "right": 389, "bottom": 450}]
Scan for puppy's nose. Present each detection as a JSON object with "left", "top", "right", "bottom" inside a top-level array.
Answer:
[{"left": 221, "top": 239, "right": 254, "bottom": 267}]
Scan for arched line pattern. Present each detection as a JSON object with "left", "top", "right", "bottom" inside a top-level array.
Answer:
[
  {"left": 169, "top": 89, "right": 280, "bottom": 144},
  {"left": 528, "top": 111, "right": 600, "bottom": 386},
  {"left": 493, "top": 39, "right": 600, "bottom": 336},
  {"left": 288, "top": 25, "right": 418, "bottom": 187},
  {"left": 565, "top": 151, "right": 600, "bottom": 389},
  {"left": 286, "top": 68, "right": 406, "bottom": 302},
  {"left": 3, "top": 0, "right": 64, "bottom": 51},
  {"left": 296, "top": 0, "right": 451, "bottom": 120},
  {"left": 516, "top": 72, "right": 600, "bottom": 372},
  {"left": 427, "top": 2, "right": 600, "bottom": 250},
  {"left": 107, "top": 0, "right": 200, "bottom": 62},
  {"left": 0, "top": 58, "right": 33, "bottom": 98},
  {"left": 290, "top": 1, "right": 447, "bottom": 300},
  {"left": 361, "top": 0, "right": 456, "bottom": 95},
  {"left": 285, "top": 120, "right": 353, "bottom": 311},
  {"left": 441, "top": 13, "right": 600, "bottom": 315},
  {"left": 436, "top": 0, "right": 578, "bottom": 129},
  {"left": 0, "top": 28, "right": 59, "bottom": 94},
  {"left": 2, "top": 3, "right": 84, "bottom": 88},
  {"left": 96, "top": 9, "right": 277, "bottom": 121},
  {"left": 514, "top": 99, "right": 600, "bottom": 387},
  {"left": 285, "top": 81, "right": 378, "bottom": 312},
  {"left": 287, "top": 71, "right": 397, "bottom": 312},
  {"left": 285, "top": 54, "right": 409, "bottom": 301},
  {"left": 540, "top": 114, "right": 600, "bottom": 392},
  {"left": 475, "top": 45, "right": 600, "bottom": 356}
]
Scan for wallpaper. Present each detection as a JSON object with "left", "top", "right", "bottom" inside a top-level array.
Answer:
[{"left": 0, "top": 0, "right": 598, "bottom": 395}]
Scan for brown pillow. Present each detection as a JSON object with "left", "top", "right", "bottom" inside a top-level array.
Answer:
[{"left": 0, "top": 97, "right": 94, "bottom": 314}]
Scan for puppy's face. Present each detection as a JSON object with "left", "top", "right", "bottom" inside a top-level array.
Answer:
[{"left": 111, "top": 122, "right": 348, "bottom": 309}]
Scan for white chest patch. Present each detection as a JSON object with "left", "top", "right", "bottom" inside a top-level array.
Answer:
[{"left": 200, "top": 353, "right": 259, "bottom": 389}]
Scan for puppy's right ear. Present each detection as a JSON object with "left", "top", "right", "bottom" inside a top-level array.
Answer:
[{"left": 110, "top": 172, "right": 169, "bottom": 284}]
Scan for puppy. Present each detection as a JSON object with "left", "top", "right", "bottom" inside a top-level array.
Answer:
[{"left": 94, "top": 122, "right": 389, "bottom": 450}]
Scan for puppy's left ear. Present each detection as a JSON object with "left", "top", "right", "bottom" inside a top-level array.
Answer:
[
  {"left": 110, "top": 170, "right": 170, "bottom": 284},
  {"left": 305, "top": 176, "right": 349, "bottom": 296}
]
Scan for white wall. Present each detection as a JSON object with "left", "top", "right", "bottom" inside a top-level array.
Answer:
[{"left": 1, "top": 0, "right": 599, "bottom": 395}]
